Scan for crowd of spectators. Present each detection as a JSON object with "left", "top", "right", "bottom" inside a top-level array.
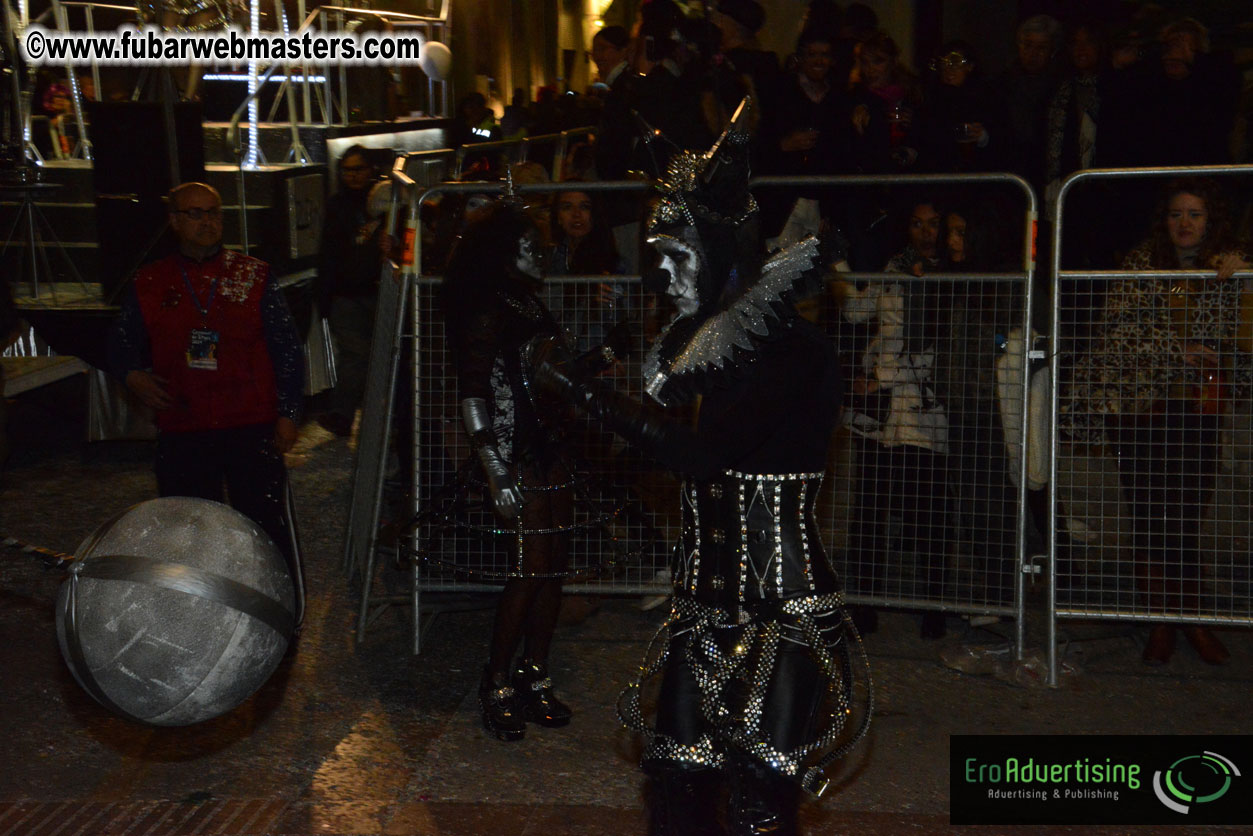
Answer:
[
  {"left": 439, "top": 1, "right": 1248, "bottom": 273},
  {"left": 396, "top": 1, "right": 1253, "bottom": 659}
]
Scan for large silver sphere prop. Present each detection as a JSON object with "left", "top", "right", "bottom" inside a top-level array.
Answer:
[{"left": 55, "top": 497, "right": 296, "bottom": 726}]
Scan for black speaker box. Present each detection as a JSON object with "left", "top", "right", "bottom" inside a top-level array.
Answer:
[{"left": 88, "top": 101, "right": 206, "bottom": 295}]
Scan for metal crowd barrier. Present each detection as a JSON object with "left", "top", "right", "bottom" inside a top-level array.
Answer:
[
  {"left": 349, "top": 170, "right": 1038, "bottom": 653},
  {"left": 402, "top": 181, "right": 655, "bottom": 654},
  {"left": 1048, "top": 164, "right": 1253, "bottom": 685},
  {"left": 452, "top": 126, "right": 596, "bottom": 180},
  {"left": 754, "top": 173, "right": 1038, "bottom": 661}
]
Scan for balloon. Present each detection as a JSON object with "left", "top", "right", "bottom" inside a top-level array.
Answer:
[{"left": 419, "top": 40, "right": 452, "bottom": 81}]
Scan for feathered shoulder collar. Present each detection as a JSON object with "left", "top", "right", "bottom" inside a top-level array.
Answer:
[{"left": 642, "top": 236, "right": 821, "bottom": 406}]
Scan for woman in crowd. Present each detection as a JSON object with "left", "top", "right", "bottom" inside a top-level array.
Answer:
[
  {"left": 940, "top": 203, "right": 1023, "bottom": 604},
  {"left": 848, "top": 31, "right": 921, "bottom": 172},
  {"left": 839, "top": 197, "right": 951, "bottom": 639},
  {"left": 545, "top": 187, "right": 627, "bottom": 357},
  {"left": 548, "top": 188, "right": 621, "bottom": 276},
  {"left": 1063, "top": 178, "right": 1251, "bottom": 666},
  {"left": 1045, "top": 22, "right": 1106, "bottom": 193},
  {"left": 756, "top": 26, "right": 854, "bottom": 248},
  {"left": 441, "top": 200, "right": 576, "bottom": 740},
  {"left": 1046, "top": 22, "right": 1114, "bottom": 272}
]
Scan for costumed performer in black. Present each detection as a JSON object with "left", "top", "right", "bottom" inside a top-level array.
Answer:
[
  {"left": 440, "top": 191, "right": 578, "bottom": 742},
  {"left": 533, "top": 99, "right": 871, "bottom": 836}
]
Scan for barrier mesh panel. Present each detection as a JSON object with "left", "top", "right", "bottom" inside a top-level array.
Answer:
[
  {"left": 826, "top": 274, "right": 1028, "bottom": 612},
  {"left": 1055, "top": 270, "right": 1253, "bottom": 619},
  {"left": 410, "top": 276, "right": 676, "bottom": 592}
]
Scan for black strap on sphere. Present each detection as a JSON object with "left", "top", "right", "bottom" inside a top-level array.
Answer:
[{"left": 70, "top": 554, "right": 295, "bottom": 637}]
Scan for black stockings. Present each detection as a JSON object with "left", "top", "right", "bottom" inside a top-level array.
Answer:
[{"left": 486, "top": 459, "right": 572, "bottom": 678}]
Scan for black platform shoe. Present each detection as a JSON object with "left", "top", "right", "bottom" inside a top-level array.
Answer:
[
  {"left": 513, "top": 659, "right": 573, "bottom": 727},
  {"left": 479, "top": 668, "right": 526, "bottom": 741}
]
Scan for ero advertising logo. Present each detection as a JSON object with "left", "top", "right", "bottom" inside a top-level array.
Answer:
[
  {"left": 951, "top": 735, "right": 1253, "bottom": 826},
  {"left": 1153, "top": 751, "right": 1240, "bottom": 814}
]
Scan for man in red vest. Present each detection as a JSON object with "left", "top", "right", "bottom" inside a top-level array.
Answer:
[{"left": 109, "top": 182, "right": 305, "bottom": 590}]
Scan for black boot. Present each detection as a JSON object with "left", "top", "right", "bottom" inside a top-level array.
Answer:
[
  {"left": 512, "top": 659, "right": 572, "bottom": 727},
  {"left": 479, "top": 667, "right": 526, "bottom": 741},
  {"left": 647, "top": 767, "right": 725, "bottom": 836},
  {"left": 727, "top": 758, "right": 799, "bottom": 836}
]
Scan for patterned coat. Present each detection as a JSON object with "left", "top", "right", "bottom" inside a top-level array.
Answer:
[{"left": 1061, "top": 242, "right": 1253, "bottom": 443}]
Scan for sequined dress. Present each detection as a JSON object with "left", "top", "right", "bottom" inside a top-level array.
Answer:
[
  {"left": 450, "top": 281, "right": 565, "bottom": 467},
  {"left": 446, "top": 278, "right": 581, "bottom": 577}
]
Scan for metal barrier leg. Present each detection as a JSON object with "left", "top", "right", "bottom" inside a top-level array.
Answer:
[
  {"left": 284, "top": 478, "right": 307, "bottom": 627},
  {"left": 411, "top": 543, "right": 421, "bottom": 654},
  {"left": 342, "top": 268, "right": 410, "bottom": 638},
  {"left": 354, "top": 541, "right": 379, "bottom": 645}
]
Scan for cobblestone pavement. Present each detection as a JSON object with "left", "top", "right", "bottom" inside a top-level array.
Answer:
[{"left": 1, "top": 384, "right": 1251, "bottom": 835}]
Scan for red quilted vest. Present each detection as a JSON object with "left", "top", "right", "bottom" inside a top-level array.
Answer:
[{"left": 134, "top": 250, "right": 278, "bottom": 432}]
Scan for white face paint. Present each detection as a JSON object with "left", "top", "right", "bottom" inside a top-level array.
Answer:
[
  {"left": 648, "top": 235, "right": 702, "bottom": 317},
  {"left": 515, "top": 231, "right": 543, "bottom": 280}
]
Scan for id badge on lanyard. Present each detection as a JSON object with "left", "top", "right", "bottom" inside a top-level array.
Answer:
[
  {"left": 187, "top": 328, "right": 220, "bottom": 369},
  {"left": 182, "top": 264, "right": 220, "bottom": 371}
]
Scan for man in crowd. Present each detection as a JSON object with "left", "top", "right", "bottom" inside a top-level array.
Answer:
[
  {"left": 590, "top": 24, "right": 644, "bottom": 269},
  {"left": 108, "top": 182, "right": 305, "bottom": 617},
  {"left": 996, "top": 14, "right": 1064, "bottom": 196}
]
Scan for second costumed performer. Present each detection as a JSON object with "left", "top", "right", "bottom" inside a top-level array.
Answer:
[
  {"left": 441, "top": 194, "right": 577, "bottom": 742},
  {"left": 533, "top": 100, "right": 871, "bottom": 836}
]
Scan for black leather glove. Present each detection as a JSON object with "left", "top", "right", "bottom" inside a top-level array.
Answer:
[{"left": 531, "top": 355, "right": 719, "bottom": 479}]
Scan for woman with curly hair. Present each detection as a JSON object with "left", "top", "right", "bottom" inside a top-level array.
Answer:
[{"left": 1063, "top": 178, "right": 1252, "bottom": 665}]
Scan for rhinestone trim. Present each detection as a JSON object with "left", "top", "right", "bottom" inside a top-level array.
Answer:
[
  {"left": 799, "top": 478, "right": 815, "bottom": 589},
  {"left": 737, "top": 480, "right": 749, "bottom": 602},
  {"left": 686, "top": 481, "right": 701, "bottom": 593},
  {"left": 773, "top": 482, "right": 784, "bottom": 598},
  {"left": 724, "top": 469, "right": 824, "bottom": 481},
  {"left": 618, "top": 593, "right": 871, "bottom": 792}
]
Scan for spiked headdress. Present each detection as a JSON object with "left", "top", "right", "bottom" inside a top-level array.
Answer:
[{"left": 641, "top": 97, "right": 823, "bottom": 407}]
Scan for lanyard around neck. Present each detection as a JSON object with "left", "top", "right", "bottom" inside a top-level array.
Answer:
[{"left": 180, "top": 263, "right": 219, "bottom": 319}]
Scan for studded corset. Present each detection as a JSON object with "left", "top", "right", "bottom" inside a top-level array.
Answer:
[{"left": 676, "top": 469, "right": 838, "bottom": 609}]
